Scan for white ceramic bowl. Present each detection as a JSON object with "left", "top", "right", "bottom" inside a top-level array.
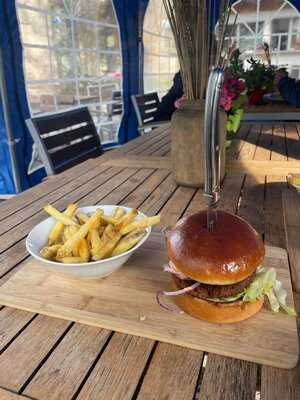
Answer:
[
  {"left": 287, "top": 174, "right": 300, "bottom": 194},
  {"left": 26, "top": 205, "right": 151, "bottom": 279}
]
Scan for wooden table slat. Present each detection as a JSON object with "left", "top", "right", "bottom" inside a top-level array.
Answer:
[
  {"left": 137, "top": 343, "right": 203, "bottom": 400},
  {"left": 0, "top": 164, "right": 112, "bottom": 236},
  {"left": 0, "top": 308, "right": 35, "bottom": 352},
  {"left": 199, "top": 356, "right": 258, "bottom": 400},
  {"left": 24, "top": 325, "right": 111, "bottom": 400},
  {"left": 282, "top": 189, "right": 300, "bottom": 293},
  {"left": 0, "top": 315, "right": 70, "bottom": 391},
  {"left": 76, "top": 334, "right": 154, "bottom": 400}
]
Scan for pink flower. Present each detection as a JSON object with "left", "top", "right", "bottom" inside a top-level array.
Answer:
[
  {"left": 174, "top": 95, "right": 186, "bottom": 109},
  {"left": 219, "top": 71, "right": 245, "bottom": 111},
  {"left": 219, "top": 96, "right": 232, "bottom": 111}
]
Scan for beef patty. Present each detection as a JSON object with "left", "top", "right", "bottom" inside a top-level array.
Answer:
[{"left": 173, "top": 272, "right": 255, "bottom": 300}]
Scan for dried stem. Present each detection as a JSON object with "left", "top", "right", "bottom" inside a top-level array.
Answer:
[{"left": 162, "top": 0, "right": 233, "bottom": 100}]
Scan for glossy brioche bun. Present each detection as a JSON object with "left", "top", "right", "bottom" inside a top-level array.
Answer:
[
  {"left": 167, "top": 211, "right": 265, "bottom": 285},
  {"left": 172, "top": 279, "right": 264, "bottom": 323}
]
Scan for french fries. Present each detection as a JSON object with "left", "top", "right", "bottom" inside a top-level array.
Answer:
[
  {"left": 48, "top": 203, "right": 78, "bottom": 245},
  {"left": 111, "top": 229, "right": 146, "bottom": 256},
  {"left": 120, "top": 215, "right": 161, "bottom": 235},
  {"left": 57, "top": 209, "right": 103, "bottom": 258},
  {"left": 112, "top": 207, "right": 126, "bottom": 219},
  {"left": 40, "top": 244, "right": 61, "bottom": 260},
  {"left": 39, "top": 204, "right": 160, "bottom": 263},
  {"left": 44, "top": 204, "right": 79, "bottom": 227},
  {"left": 115, "top": 209, "right": 138, "bottom": 230}
]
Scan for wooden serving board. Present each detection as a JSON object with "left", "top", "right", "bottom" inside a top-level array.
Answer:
[{"left": 0, "top": 233, "right": 298, "bottom": 369}]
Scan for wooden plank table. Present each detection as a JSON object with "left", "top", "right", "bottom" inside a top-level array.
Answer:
[{"left": 0, "top": 123, "right": 299, "bottom": 399}]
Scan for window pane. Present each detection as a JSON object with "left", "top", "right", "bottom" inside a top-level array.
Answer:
[
  {"left": 75, "top": 21, "right": 96, "bottom": 49},
  {"left": 17, "top": 0, "right": 122, "bottom": 145},
  {"left": 24, "top": 47, "right": 51, "bottom": 81},
  {"left": 99, "top": 53, "right": 121, "bottom": 75},
  {"left": 144, "top": 0, "right": 178, "bottom": 96},
  {"left": 72, "top": 0, "right": 117, "bottom": 24},
  {"left": 240, "top": 38, "right": 255, "bottom": 54},
  {"left": 290, "top": 67, "right": 300, "bottom": 79},
  {"left": 18, "top": 8, "right": 48, "bottom": 46},
  {"left": 48, "top": 16, "right": 72, "bottom": 48},
  {"left": 291, "top": 34, "right": 300, "bottom": 50},
  {"left": 77, "top": 51, "right": 99, "bottom": 77},
  {"left": 272, "top": 18, "right": 289, "bottom": 34},
  {"left": 18, "top": 1, "right": 67, "bottom": 12},
  {"left": 27, "top": 84, "right": 56, "bottom": 114},
  {"left": 97, "top": 27, "right": 120, "bottom": 51},
  {"left": 51, "top": 50, "right": 74, "bottom": 79}
]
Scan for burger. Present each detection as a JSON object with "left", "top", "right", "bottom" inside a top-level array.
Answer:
[{"left": 161, "top": 210, "right": 266, "bottom": 323}]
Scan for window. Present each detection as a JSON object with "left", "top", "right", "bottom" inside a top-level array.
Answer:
[
  {"left": 143, "top": 0, "right": 179, "bottom": 98},
  {"left": 226, "top": 1, "right": 300, "bottom": 74},
  {"left": 17, "top": 0, "right": 123, "bottom": 145}
]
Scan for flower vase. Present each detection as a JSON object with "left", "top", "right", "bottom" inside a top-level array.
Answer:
[{"left": 171, "top": 100, "right": 227, "bottom": 188}]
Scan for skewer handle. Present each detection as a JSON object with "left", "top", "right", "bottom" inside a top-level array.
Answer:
[{"left": 203, "top": 67, "right": 224, "bottom": 230}]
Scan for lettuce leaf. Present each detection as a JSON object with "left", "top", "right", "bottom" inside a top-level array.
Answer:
[
  {"left": 243, "top": 267, "right": 296, "bottom": 316},
  {"left": 207, "top": 291, "right": 244, "bottom": 303}
]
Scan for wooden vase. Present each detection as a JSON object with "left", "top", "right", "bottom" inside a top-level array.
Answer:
[{"left": 171, "top": 100, "right": 226, "bottom": 188}]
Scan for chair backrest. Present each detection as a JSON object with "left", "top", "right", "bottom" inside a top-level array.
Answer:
[
  {"left": 131, "top": 92, "right": 160, "bottom": 127},
  {"left": 111, "top": 90, "right": 123, "bottom": 115},
  {"left": 26, "top": 107, "right": 102, "bottom": 176}
]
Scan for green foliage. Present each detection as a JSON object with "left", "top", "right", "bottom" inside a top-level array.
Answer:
[
  {"left": 227, "top": 49, "right": 244, "bottom": 78},
  {"left": 226, "top": 108, "right": 244, "bottom": 134},
  {"left": 243, "top": 58, "right": 275, "bottom": 94}
]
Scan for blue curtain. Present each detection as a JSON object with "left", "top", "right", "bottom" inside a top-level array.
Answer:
[
  {"left": 113, "top": 0, "right": 149, "bottom": 144},
  {"left": 0, "top": 1, "right": 44, "bottom": 194},
  {"left": 291, "top": 1, "right": 300, "bottom": 10}
]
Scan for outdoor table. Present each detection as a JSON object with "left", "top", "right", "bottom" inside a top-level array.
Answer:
[{"left": 0, "top": 123, "right": 299, "bottom": 400}]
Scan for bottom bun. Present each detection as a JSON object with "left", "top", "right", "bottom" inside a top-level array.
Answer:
[{"left": 172, "top": 280, "right": 264, "bottom": 323}]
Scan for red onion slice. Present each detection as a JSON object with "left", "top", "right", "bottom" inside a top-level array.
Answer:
[
  {"left": 163, "top": 261, "right": 188, "bottom": 280},
  {"left": 156, "top": 282, "right": 200, "bottom": 314}
]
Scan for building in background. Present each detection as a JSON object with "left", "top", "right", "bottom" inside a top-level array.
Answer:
[{"left": 226, "top": 0, "right": 300, "bottom": 78}]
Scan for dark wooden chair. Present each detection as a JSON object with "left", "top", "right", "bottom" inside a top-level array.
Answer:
[
  {"left": 110, "top": 90, "right": 123, "bottom": 116},
  {"left": 131, "top": 92, "right": 169, "bottom": 134},
  {"left": 26, "top": 107, "right": 102, "bottom": 176}
]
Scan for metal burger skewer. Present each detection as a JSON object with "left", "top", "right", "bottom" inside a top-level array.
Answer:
[{"left": 203, "top": 68, "right": 224, "bottom": 231}]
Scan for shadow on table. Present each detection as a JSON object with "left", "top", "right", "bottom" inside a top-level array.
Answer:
[{"left": 244, "top": 133, "right": 300, "bottom": 160}]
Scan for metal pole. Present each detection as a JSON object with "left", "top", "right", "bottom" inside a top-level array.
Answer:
[
  {"left": 0, "top": 46, "right": 22, "bottom": 193},
  {"left": 203, "top": 67, "right": 224, "bottom": 231}
]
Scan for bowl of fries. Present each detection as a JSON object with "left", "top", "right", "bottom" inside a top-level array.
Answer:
[{"left": 26, "top": 204, "right": 160, "bottom": 279}]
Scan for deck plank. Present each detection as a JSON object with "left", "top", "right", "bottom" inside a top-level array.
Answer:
[
  {"left": 0, "top": 315, "right": 70, "bottom": 391},
  {"left": 261, "top": 294, "right": 300, "bottom": 400},
  {"left": 76, "top": 334, "right": 154, "bottom": 400},
  {"left": 199, "top": 356, "right": 257, "bottom": 400},
  {"left": 137, "top": 343, "right": 203, "bottom": 400},
  {"left": 265, "top": 175, "right": 287, "bottom": 248},
  {"left": 24, "top": 325, "right": 111, "bottom": 400},
  {"left": 282, "top": 189, "right": 300, "bottom": 293}
]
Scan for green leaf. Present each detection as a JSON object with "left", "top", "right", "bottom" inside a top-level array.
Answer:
[
  {"left": 243, "top": 267, "right": 297, "bottom": 316},
  {"left": 207, "top": 292, "right": 245, "bottom": 303}
]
